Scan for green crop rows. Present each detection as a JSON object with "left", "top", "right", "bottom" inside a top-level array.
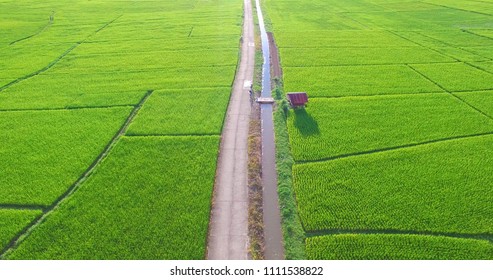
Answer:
[
  {"left": 0, "top": 108, "right": 131, "bottom": 206},
  {"left": 287, "top": 93, "right": 493, "bottom": 161},
  {"left": 294, "top": 136, "right": 493, "bottom": 234},
  {"left": 1, "top": 0, "right": 241, "bottom": 259},
  {"left": 0, "top": 210, "right": 42, "bottom": 250},
  {"left": 265, "top": 0, "right": 493, "bottom": 259},
  {"left": 8, "top": 137, "right": 220, "bottom": 259},
  {"left": 307, "top": 234, "right": 493, "bottom": 260}
]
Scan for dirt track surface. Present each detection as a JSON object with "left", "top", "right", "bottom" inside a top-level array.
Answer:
[{"left": 206, "top": 0, "right": 254, "bottom": 260}]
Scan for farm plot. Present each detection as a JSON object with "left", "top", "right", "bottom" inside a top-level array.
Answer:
[
  {"left": 0, "top": 1, "right": 123, "bottom": 87},
  {"left": 307, "top": 235, "right": 493, "bottom": 260},
  {"left": 412, "top": 30, "right": 493, "bottom": 47},
  {"left": 293, "top": 135, "right": 493, "bottom": 234},
  {"left": 276, "top": 31, "right": 416, "bottom": 48},
  {"left": 280, "top": 47, "right": 454, "bottom": 67},
  {"left": 0, "top": 0, "right": 242, "bottom": 259},
  {"left": 286, "top": 93, "right": 493, "bottom": 161},
  {"left": 7, "top": 137, "right": 220, "bottom": 260},
  {"left": 423, "top": 0, "right": 493, "bottom": 14},
  {"left": 283, "top": 65, "right": 443, "bottom": 97},
  {"left": 266, "top": 0, "right": 493, "bottom": 259},
  {"left": 455, "top": 90, "right": 493, "bottom": 117},
  {"left": 470, "top": 60, "right": 493, "bottom": 73},
  {"left": 0, "top": 108, "right": 131, "bottom": 206},
  {"left": 127, "top": 88, "right": 231, "bottom": 136},
  {"left": 0, "top": 66, "right": 236, "bottom": 110},
  {"left": 392, "top": 32, "right": 490, "bottom": 62},
  {"left": 410, "top": 63, "right": 493, "bottom": 92}
]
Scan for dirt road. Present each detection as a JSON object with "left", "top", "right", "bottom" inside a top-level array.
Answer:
[{"left": 206, "top": 0, "right": 254, "bottom": 260}]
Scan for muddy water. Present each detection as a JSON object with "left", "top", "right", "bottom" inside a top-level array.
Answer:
[{"left": 255, "top": 0, "right": 285, "bottom": 260}]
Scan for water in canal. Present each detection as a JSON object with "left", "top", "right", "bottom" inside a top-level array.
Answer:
[{"left": 255, "top": 0, "right": 285, "bottom": 260}]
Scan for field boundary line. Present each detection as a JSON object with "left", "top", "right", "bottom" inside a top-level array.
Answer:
[
  {"left": 74, "top": 47, "right": 240, "bottom": 56},
  {"left": 406, "top": 64, "right": 449, "bottom": 91},
  {"left": 0, "top": 43, "right": 80, "bottom": 93},
  {"left": 452, "top": 87, "right": 493, "bottom": 93},
  {"left": 92, "top": 15, "right": 122, "bottom": 35},
  {"left": 414, "top": 31, "right": 493, "bottom": 61},
  {"left": 0, "top": 14, "right": 122, "bottom": 94},
  {"left": 0, "top": 204, "right": 46, "bottom": 211},
  {"left": 0, "top": 104, "right": 135, "bottom": 113},
  {"left": 283, "top": 61, "right": 461, "bottom": 67},
  {"left": 125, "top": 133, "right": 221, "bottom": 138},
  {"left": 48, "top": 64, "right": 237, "bottom": 76},
  {"left": 472, "top": 0, "right": 493, "bottom": 4},
  {"left": 408, "top": 64, "right": 493, "bottom": 120},
  {"left": 308, "top": 91, "right": 445, "bottom": 100},
  {"left": 461, "top": 29, "right": 493, "bottom": 41},
  {"left": 463, "top": 61, "right": 493, "bottom": 75},
  {"left": 451, "top": 93, "right": 493, "bottom": 120},
  {"left": 0, "top": 90, "right": 153, "bottom": 258},
  {"left": 296, "top": 131, "right": 493, "bottom": 165},
  {"left": 421, "top": 1, "right": 493, "bottom": 17},
  {"left": 338, "top": 12, "right": 370, "bottom": 29},
  {"left": 386, "top": 30, "right": 461, "bottom": 62},
  {"left": 307, "top": 88, "right": 493, "bottom": 100},
  {"left": 306, "top": 228, "right": 493, "bottom": 243},
  {"left": 10, "top": 11, "right": 55, "bottom": 45}
]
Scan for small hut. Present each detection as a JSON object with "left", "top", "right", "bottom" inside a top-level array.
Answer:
[{"left": 287, "top": 92, "right": 308, "bottom": 108}]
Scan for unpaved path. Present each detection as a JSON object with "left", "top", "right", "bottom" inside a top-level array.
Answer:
[{"left": 206, "top": 0, "right": 254, "bottom": 260}]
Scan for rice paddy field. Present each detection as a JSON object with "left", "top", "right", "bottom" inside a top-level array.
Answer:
[
  {"left": 0, "top": 0, "right": 242, "bottom": 259},
  {"left": 265, "top": 0, "right": 493, "bottom": 259}
]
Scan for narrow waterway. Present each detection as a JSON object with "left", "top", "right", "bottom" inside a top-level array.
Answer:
[{"left": 255, "top": 0, "right": 285, "bottom": 260}]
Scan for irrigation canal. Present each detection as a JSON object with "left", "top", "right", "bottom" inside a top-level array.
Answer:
[{"left": 255, "top": 0, "right": 285, "bottom": 260}]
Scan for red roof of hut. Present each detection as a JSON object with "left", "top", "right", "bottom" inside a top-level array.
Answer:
[{"left": 287, "top": 92, "right": 308, "bottom": 107}]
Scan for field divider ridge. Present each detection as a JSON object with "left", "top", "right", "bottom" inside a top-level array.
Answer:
[
  {"left": 125, "top": 133, "right": 221, "bottom": 138},
  {"left": 307, "top": 91, "right": 445, "bottom": 100},
  {"left": 463, "top": 61, "right": 493, "bottom": 76},
  {"left": 0, "top": 204, "right": 46, "bottom": 211},
  {"left": 421, "top": 1, "right": 493, "bottom": 17},
  {"left": 295, "top": 131, "right": 493, "bottom": 165},
  {"left": 408, "top": 64, "right": 493, "bottom": 121},
  {"left": 0, "top": 14, "right": 123, "bottom": 94},
  {"left": 406, "top": 64, "right": 449, "bottom": 91},
  {"left": 0, "top": 89, "right": 153, "bottom": 258},
  {"left": 0, "top": 43, "right": 80, "bottom": 93},
  {"left": 451, "top": 87, "right": 493, "bottom": 93},
  {"left": 10, "top": 11, "right": 56, "bottom": 45},
  {"left": 284, "top": 61, "right": 462, "bottom": 68},
  {"left": 461, "top": 28, "right": 493, "bottom": 40},
  {"left": 461, "top": 29, "right": 493, "bottom": 41},
  {"left": 414, "top": 31, "right": 493, "bottom": 62},
  {"left": 451, "top": 93, "right": 493, "bottom": 120},
  {"left": 386, "top": 30, "right": 461, "bottom": 62},
  {"left": 92, "top": 14, "right": 123, "bottom": 35},
  {"left": 0, "top": 104, "right": 135, "bottom": 113},
  {"left": 306, "top": 228, "right": 493, "bottom": 243}
]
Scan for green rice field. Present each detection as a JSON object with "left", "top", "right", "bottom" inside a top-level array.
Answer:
[
  {"left": 0, "top": 0, "right": 242, "bottom": 259},
  {"left": 3, "top": 0, "right": 493, "bottom": 261},
  {"left": 265, "top": 0, "right": 493, "bottom": 259}
]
